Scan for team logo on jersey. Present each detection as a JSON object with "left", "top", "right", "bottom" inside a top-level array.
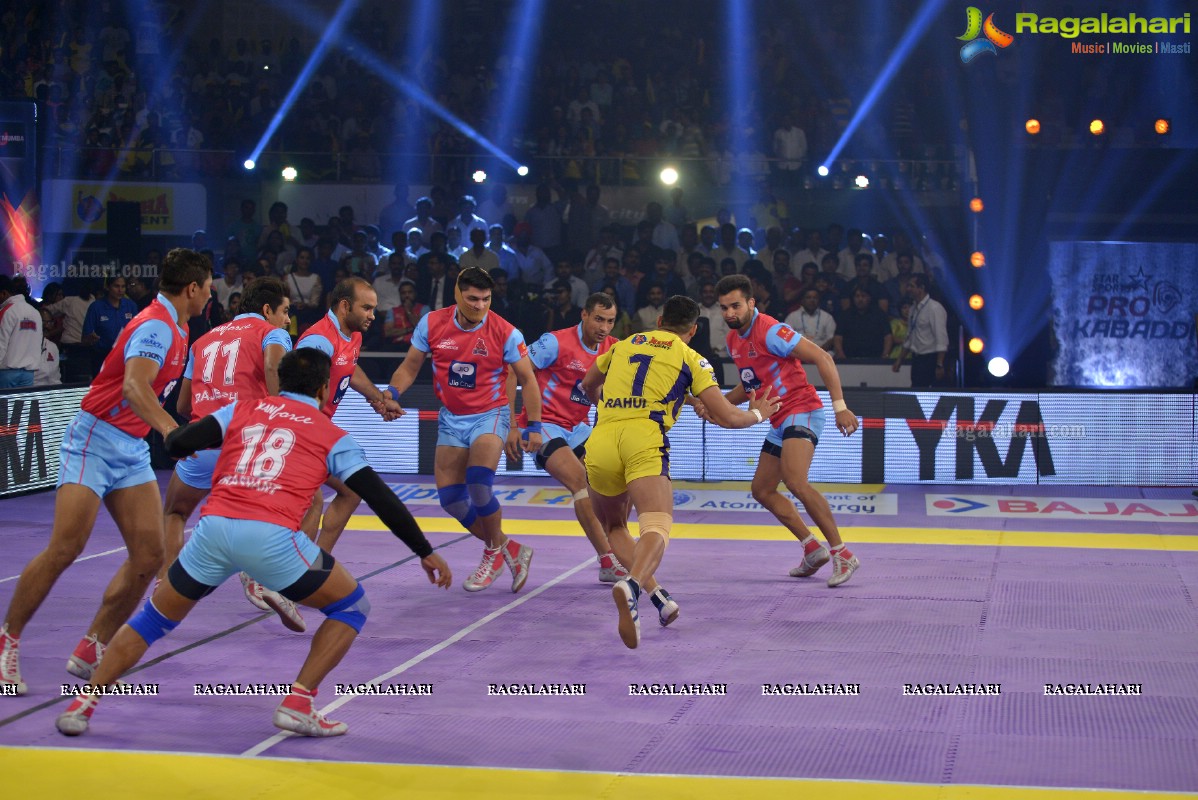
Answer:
[
  {"left": 566, "top": 359, "right": 586, "bottom": 373},
  {"left": 435, "top": 338, "right": 459, "bottom": 350},
  {"left": 449, "top": 360, "right": 477, "bottom": 389},
  {"left": 518, "top": 342, "right": 528, "bottom": 359},
  {"left": 739, "top": 367, "right": 762, "bottom": 392},
  {"left": 18, "top": 320, "right": 36, "bottom": 331},
  {"left": 335, "top": 354, "right": 350, "bottom": 365},
  {"left": 776, "top": 326, "right": 796, "bottom": 343},
  {"left": 631, "top": 334, "right": 648, "bottom": 345},
  {"left": 747, "top": 343, "right": 758, "bottom": 358},
  {"left": 473, "top": 338, "right": 489, "bottom": 356}
]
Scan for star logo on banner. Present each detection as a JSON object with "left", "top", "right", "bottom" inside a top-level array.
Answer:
[{"left": 1124, "top": 265, "right": 1152, "bottom": 292}]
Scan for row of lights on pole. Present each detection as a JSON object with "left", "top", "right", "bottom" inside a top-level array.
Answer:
[
  {"left": 1025, "top": 118, "right": 1171, "bottom": 136},
  {"left": 967, "top": 196, "right": 1009, "bottom": 378}
]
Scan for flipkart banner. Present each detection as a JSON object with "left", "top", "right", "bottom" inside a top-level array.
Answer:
[
  {"left": 0, "top": 101, "right": 39, "bottom": 272},
  {"left": 42, "top": 180, "right": 207, "bottom": 236},
  {"left": 1049, "top": 241, "right": 1198, "bottom": 387}
]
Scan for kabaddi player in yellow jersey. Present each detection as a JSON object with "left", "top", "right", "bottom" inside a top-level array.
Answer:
[{"left": 581, "top": 295, "right": 781, "bottom": 649}]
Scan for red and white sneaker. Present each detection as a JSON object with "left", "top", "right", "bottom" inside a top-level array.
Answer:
[
  {"left": 503, "top": 539, "right": 533, "bottom": 593},
  {"left": 66, "top": 634, "right": 105, "bottom": 680},
  {"left": 240, "top": 572, "right": 272, "bottom": 612},
  {"left": 0, "top": 625, "right": 26, "bottom": 696},
  {"left": 827, "top": 549, "right": 860, "bottom": 587},
  {"left": 56, "top": 692, "right": 99, "bottom": 736},
  {"left": 273, "top": 689, "right": 347, "bottom": 737},
  {"left": 262, "top": 590, "right": 307, "bottom": 632},
  {"left": 598, "top": 552, "right": 629, "bottom": 583},
  {"left": 464, "top": 546, "right": 505, "bottom": 592},
  {"left": 789, "top": 542, "right": 831, "bottom": 578}
]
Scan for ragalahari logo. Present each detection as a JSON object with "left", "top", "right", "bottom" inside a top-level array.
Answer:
[{"left": 958, "top": 7, "right": 1014, "bottom": 62}]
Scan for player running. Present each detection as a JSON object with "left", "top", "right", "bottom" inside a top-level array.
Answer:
[
  {"left": 581, "top": 295, "right": 780, "bottom": 648},
  {"left": 1, "top": 249, "right": 211, "bottom": 694},
  {"left": 387, "top": 267, "right": 541, "bottom": 593},
  {"left": 716, "top": 274, "right": 861, "bottom": 586},
  {"left": 55, "top": 348, "right": 451, "bottom": 737}
]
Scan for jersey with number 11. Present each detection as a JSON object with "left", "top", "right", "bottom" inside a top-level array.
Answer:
[{"left": 184, "top": 314, "right": 292, "bottom": 421}]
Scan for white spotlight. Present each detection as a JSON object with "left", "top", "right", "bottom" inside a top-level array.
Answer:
[
  {"left": 988, "top": 357, "right": 1010, "bottom": 378},
  {"left": 854, "top": 175, "right": 870, "bottom": 189},
  {"left": 472, "top": 169, "right": 488, "bottom": 184},
  {"left": 660, "top": 166, "right": 679, "bottom": 186},
  {"left": 281, "top": 166, "right": 298, "bottom": 182},
  {"left": 817, "top": 165, "right": 830, "bottom": 177},
  {"left": 243, "top": 159, "right": 256, "bottom": 171},
  {"left": 516, "top": 165, "right": 529, "bottom": 177}
]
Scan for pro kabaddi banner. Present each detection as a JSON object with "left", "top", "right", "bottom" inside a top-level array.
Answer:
[{"left": 1049, "top": 241, "right": 1198, "bottom": 387}]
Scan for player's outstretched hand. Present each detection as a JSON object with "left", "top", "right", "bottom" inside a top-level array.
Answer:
[
  {"left": 747, "top": 386, "right": 782, "bottom": 420},
  {"left": 835, "top": 408, "right": 859, "bottom": 437},
  {"left": 421, "top": 553, "right": 452, "bottom": 588},
  {"left": 687, "top": 396, "right": 711, "bottom": 422},
  {"left": 505, "top": 428, "right": 523, "bottom": 462},
  {"left": 378, "top": 398, "right": 405, "bottom": 421}
]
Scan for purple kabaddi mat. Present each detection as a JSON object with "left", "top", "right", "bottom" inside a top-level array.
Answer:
[{"left": 1, "top": 477, "right": 1197, "bottom": 793}]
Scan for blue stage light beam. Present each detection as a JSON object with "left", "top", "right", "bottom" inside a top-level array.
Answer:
[
  {"left": 246, "top": 0, "right": 362, "bottom": 169},
  {"left": 821, "top": 0, "right": 950, "bottom": 170},
  {"left": 489, "top": 0, "right": 547, "bottom": 171},
  {"left": 269, "top": 0, "right": 522, "bottom": 171},
  {"left": 725, "top": 0, "right": 756, "bottom": 218},
  {"left": 395, "top": 0, "right": 442, "bottom": 185}
]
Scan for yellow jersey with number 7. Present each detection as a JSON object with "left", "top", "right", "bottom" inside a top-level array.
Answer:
[{"left": 593, "top": 330, "right": 718, "bottom": 431}]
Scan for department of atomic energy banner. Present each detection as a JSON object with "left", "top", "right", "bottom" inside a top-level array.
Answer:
[
  {"left": 0, "top": 101, "right": 39, "bottom": 272},
  {"left": 41, "top": 180, "right": 207, "bottom": 236},
  {"left": 333, "top": 388, "right": 1196, "bottom": 487},
  {"left": 1049, "top": 241, "right": 1198, "bottom": 387}
]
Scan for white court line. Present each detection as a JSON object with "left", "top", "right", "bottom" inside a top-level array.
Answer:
[
  {"left": 0, "top": 546, "right": 128, "bottom": 584},
  {"left": 241, "top": 555, "right": 594, "bottom": 758}
]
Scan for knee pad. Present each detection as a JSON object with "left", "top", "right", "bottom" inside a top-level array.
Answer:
[
  {"left": 637, "top": 512, "right": 673, "bottom": 552},
  {"left": 465, "top": 465, "right": 500, "bottom": 517},
  {"left": 533, "top": 437, "right": 570, "bottom": 471},
  {"left": 438, "top": 483, "right": 477, "bottom": 528},
  {"left": 320, "top": 583, "right": 370, "bottom": 633},
  {"left": 127, "top": 600, "right": 179, "bottom": 647}
]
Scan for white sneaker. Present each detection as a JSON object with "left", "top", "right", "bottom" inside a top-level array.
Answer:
[
  {"left": 651, "top": 589, "right": 679, "bottom": 627},
  {"left": 597, "top": 553, "right": 629, "bottom": 583},
  {"left": 612, "top": 580, "right": 640, "bottom": 649},
  {"left": 66, "top": 634, "right": 105, "bottom": 681},
  {"left": 56, "top": 692, "right": 99, "bottom": 735},
  {"left": 240, "top": 572, "right": 272, "bottom": 612},
  {"left": 0, "top": 625, "right": 26, "bottom": 696},
  {"left": 789, "top": 544, "right": 831, "bottom": 578},
  {"left": 274, "top": 692, "right": 347, "bottom": 737},
  {"left": 502, "top": 540, "right": 533, "bottom": 593},
  {"left": 827, "top": 550, "right": 860, "bottom": 587},
  {"left": 464, "top": 547, "right": 505, "bottom": 592},
  {"left": 262, "top": 590, "right": 307, "bottom": 632}
]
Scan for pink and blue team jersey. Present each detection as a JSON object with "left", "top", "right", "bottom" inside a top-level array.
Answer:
[
  {"left": 518, "top": 325, "right": 616, "bottom": 430},
  {"left": 296, "top": 311, "right": 362, "bottom": 417},
  {"left": 80, "top": 294, "right": 189, "bottom": 437},
  {"left": 725, "top": 309, "right": 822, "bottom": 423},
  {"left": 411, "top": 307, "right": 528, "bottom": 415},
  {"left": 183, "top": 314, "right": 293, "bottom": 420},
  {"left": 200, "top": 393, "right": 369, "bottom": 530}
]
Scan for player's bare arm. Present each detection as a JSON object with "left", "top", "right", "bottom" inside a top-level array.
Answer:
[
  {"left": 511, "top": 356, "right": 543, "bottom": 453},
  {"left": 123, "top": 356, "right": 177, "bottom": 436},
  {"left": 697, "top": 384, "right": 780, "bottom": 429},
  {"left": 794, "top": 337, "right": 858, "bottom": 436}
]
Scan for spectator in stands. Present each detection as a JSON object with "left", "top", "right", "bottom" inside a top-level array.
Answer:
[
  {"left": 126, "top": 276, "right": 152, "bottom": 311},
  {"left": 747, "top": 267, "right": 789, "bottom": 321},
  {"left": 476, "top": 184, "right": 512, "bottom": 229},
  {"left": 487, "top": 224, "right": 518, "bottom": 276},
  {"left": 363, "top": 225, "right": 391, "bottom": 262},
  {"left": 446, "top": 194, "right": 488, "bottom": 244},
  {"left": 698, "top": 224, "right": 718, "bottom": 256},
  {"left": 82, "top": 275, "right": 138, "bottom": 362},
  {"left": 793, "top": 229, "right": 828, "bottom": 272},
  {"left": 756, "top": 227, "right": 786, "bottom": 273},
  {"left": 544, "top": 279, "right": 582, "bottom": 331},
  {"left": 877, "top": 231, "right": 924, "bottom": 282},
  {"left": 834, "top": 288, "right": 894, "bottom": 360},
  {"left": 737, "top": 228, "right": 757, "bottom": 259},
  {"left": 402, "top": 196, "right": 443, "bottom": 237},
  {"left": 288, "top": 246, "right": 324, "bottom": 332},
  {"left": 697, "top": 281, "right": 731, "bottom": 361},
  {"left": 772, "top": 111, "right": 808, "bottom": 183},
  {"left": 647, "top": 201, "right": 680, "bottom": 252},
  {"left": 647, "top": 251, "right": 686, "bottom": 300},
  {"left": 404, "top": 228, "right": 430, "bottom": 263},
  {"left": 844, "top": 253, "right": 889, "bottom": 314},
  {"left": 893, "top": 274, "right": 948, "bottom": 387},
  {"left": 229, "top": 199, "right": 260, "bottom": 261},
  {"left": 257, "top": 201, "right": 295, "bottom": 251},
  {"left": 382, "top": 279, "right": 426, "bottom": 349},
  {"left": 213, "top": 259, "right": 243, "bottom": 309},
  {"left": 416, "top": 252, "right": 454, "bottom": 311},
  {"left": 664, "top": 187, "right": 689, "bottom": 229},
  {"left": 837, "top": 227, "right": 872, "bottom": 281},
  {"left": 489, "top": 268, "right": 520, "bottom": 322},
  {"left": 884, "top": 252, "right": 917, "bottom": 311},
  {"left": 510, "top": 222, "right": 553, "bottom": 288},
  {"left": 525, "top": 183, "right": 565, "bottom": 261},
  {"left": 546, "top": 259, "right": 590, "bottom": 310},
  {"left": 712, "top": 223, "right": 750, "bottom": 272},
  {"left": 48, "top": 281, "right": 95, "bottom": 383},
  {"left": 35, "top": 307, "right": 62, "bottom": 387},
  {"left": 460, "top": 227, "right": 500, "bottom": 273},
  {"left": 889, "top": 299, "right": 912, "bottom": 360},
  {"left": 785, "top": 288, "right": 837, "bottom": 354},
  {"left": 341, "top": 229, "right": 378, "bottom": 277},
  {"left": 378, "top": 183, "right": 414, "bottom": 242},
  {"left": 0, "top": 275, "right": 42, "bottom": 388},
  {"left": 633, "top": 283, "right": 665, "bottom": 333}
]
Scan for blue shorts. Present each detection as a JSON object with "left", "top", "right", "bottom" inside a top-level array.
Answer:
[
  {"left": 58, "top": 411, "right": 155, "bottom": 497},
  {"left": 436, "top": 407, "right": 511, "bottom": 449},
  {"left": 174, "top": 448, "right": 220, "bottom": 490},
  {"left": 532, "top": 421, "right": 591, "bottom": 470},
  {"left": 178, "top": 515, "right": 324, "bottom": 592},
  {"left": 763, "top": 409, "right": 826, "bottom": 450}
]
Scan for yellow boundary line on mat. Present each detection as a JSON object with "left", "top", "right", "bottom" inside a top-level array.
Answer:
[
  {"left": 343, "top": 516, "right": 1198, "bottom": 552},
  {"left": 3, "top": 748, "right": 1192, "bottom": 800}
]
